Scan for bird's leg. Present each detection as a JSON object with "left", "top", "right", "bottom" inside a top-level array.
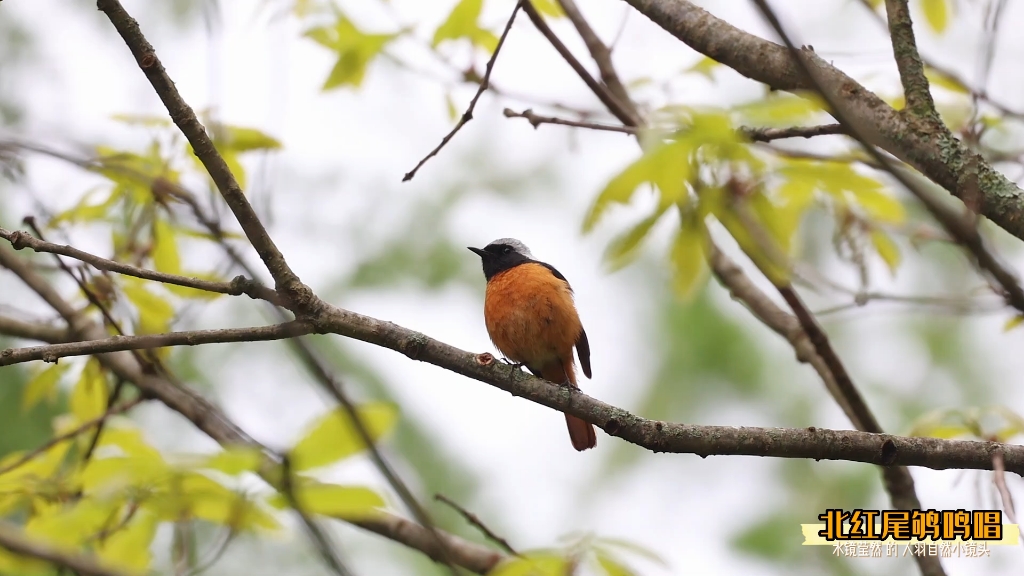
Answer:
[{"left": 499, "top": 356, "right": 525, "bottom": 380}]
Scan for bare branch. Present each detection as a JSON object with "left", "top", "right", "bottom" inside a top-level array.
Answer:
[
  {"left": 95, "top": 0, "right": 306, "bottom": 301},
  {"left": 522, "top": 1, "right": 638, "bottom": 128},
  {"left": 883, "top": 0, "right": 937, "bottom": 118},
  {"left": 402, "top": 0, "right": 524, "bottom": 182},
  {"left": 0, "top": 315, "right": 67, "bottom": 343},
  {"left": 740, "top": 123, "right": 845, "bottom": 141},
  {"left": 0, "top": 522, "right": 133, "bottom": 576},
  {"left": 0, "top": 227, "right": 280, "bottom": 304},
  {"left": 435, "top": 494, "right": 518, "bottom": 555},
  {"left": 554, "top": 0, "right": 641, "bottom": 126},
  {"left": 0, "top": 321, "right": 314, "bottom": 366},
  {"left": 503, "top": 108, "right": 635, "bottom": 134},
  {"left": 0, "top": 397, "right": 144, "bottom": 477}
]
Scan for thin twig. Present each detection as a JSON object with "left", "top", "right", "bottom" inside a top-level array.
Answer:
[
  {"left": 0, "top": 397, "right": 144, "bottom": 477},
  {"left": 0, "top": 320, "right": 313, "bottom": 366},
  {"left": 0, "top": 522, "right": 133, "bottom": 576},
  {"left": 740, "top": 123, "right": 845, "bottom": 141},
  {"left": 0, "top": 227, "right": 279, "bottom": 303},
  {"left": 280, "top": 456, "right": 358, "bottom": 576},
  {"left": 435, "top": 494, "right": 518, "bottom": 555},
  {"left": 402, "top": 0, "right": 524, "bottom": 182},
  {"left": 521, "top": 0, "right": 638, "bottom": 128},
  {"left": 991, "top": 450, "right": 1017, "bottom": 524},
  {"left": 502, "top": 108, "right": 635, "bottom": 134}
]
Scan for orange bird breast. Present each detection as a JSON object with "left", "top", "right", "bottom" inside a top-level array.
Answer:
[{"left": 483, "top": 262, "right": 582, "bottom": 377}]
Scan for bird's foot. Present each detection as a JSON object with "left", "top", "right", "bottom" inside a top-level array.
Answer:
[{"left": 500, "top": 358, "right": 525, "bottom": 380}]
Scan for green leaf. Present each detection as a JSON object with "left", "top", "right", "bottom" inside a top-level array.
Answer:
[
  {"left": 71, "top": 359, "right": 109, "bottom": 423},
  {"left": 22, "top": 363, "right": 68, "bottom": 411},
  {"left": 921, "top": 0, "right": 948, "bottom": 33},
  {"left": 684, "top": 56, "right": 720, "bottom": 81},
  {"left": 733, "top": 92, "right": 826, "bottom": 127},
  {"left": 1004, "top": 315, "right": 1024, "bottom": 332},
  {"left": 50, "top": 186, "right": 122, "bottom": 225},
  {"left": 583, "top": 139, "right": 692, "bottom": 232},
  {"left": 306, "top": 18, "right": 397, "bottom": 89},
  {"left": 217, "top": 126, "right": 282, "bottom": 152},
  {"left": 603, "top": 205, "right": 670, "bottom": 272},
  {"left": 594, "top": 551, "right": 635, "bottom": 576},
  {"left": 850, "top": 187, "right": 905, "bottom": 224},
  {"left": 121, "top": 280, "right": 175, "bottom": 335},
  {"left": 870, "top": 229, "right": 901, "bottom": 275},
  {"left": 96, "top": 510, "right": 157, "bottom": 575},
  {"left": 670, "top": 215, "right": 707, "bottom": 299},
  {"left": 530, "top": 0, "right": 564, "bottom": 17},
  {"left": 289, "top": 403, "right": 398, "bottom": 471},
  {"left": 924, "top": 66, "right": 970, "bottom": 94},
  {"left": 195, "top": 446, "right": 264, "bottom": 476},
  {"left": 150, "top": 218, "right": 181, "bottom": 275},
  {"left": 268, "top": 481, "right": 384, "bottom": 519},
  {"left": 432, "top": 0, "right": 498, "bottom": 52},
  {"left": 489, "top": 552, "right": 570, "bottom": 576}
]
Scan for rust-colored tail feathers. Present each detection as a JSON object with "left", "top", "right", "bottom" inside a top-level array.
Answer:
[{"left": 540, "top": 362, "right": 597, "bottom": 452}]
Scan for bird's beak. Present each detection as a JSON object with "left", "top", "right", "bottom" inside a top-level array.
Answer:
[{"left": 467, "top": 246, "right": 487, "bottom": 258}]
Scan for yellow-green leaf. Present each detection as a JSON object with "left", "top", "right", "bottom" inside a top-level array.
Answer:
[
  {"left": 217, "top": 126, "right": 282, "bottom": 152},
  {"left": 195, "top": 446, "right": 264, "bottom": 476},
  {"left": 268, "top": 482, "right": 384, "bottom": 520},
  {"left": 921, "top": 0, "right": 948, "bottom": 33},
  {"left": 121, "top": 280, "right": 175, "bottom": 335},
  {"left": 670, "top": 216, "right": 708, "bottom": 299},
  {"left": 433, "top": 0, "right": 497, "bottom": 52},
  {"left": 489, "top": 552, "right": 570, "bottom": 576},
  {"left": 684, "top": 56, "right": 720, "bottom": 81},
  {"left": 851, "top": 187, "right": 904, "bottom": 223},
  {"left": 71, "top": 359, "right": 109, "bottom": 423},
  {"left": 156, "top": 472, "right": 279, "bottom": 531},
  {"left": 583, "top": 139, "right": 692, "bottom": 232},
  {"left": 531, "top": 0, "right": 564, "bottom": 17},
  {"left": 1004, "top": 315, "right": 1024, "bottom": 332},
  {"left": 307, "top": 18, "right": 398, "bottom": 89},
  {"left": 96, "top": 510, "right": 157, "bottom": 575},
  {"left": 22, "top": 363, "right": 69, "bottom": 411},
  {"left": 595, "top": 551, "right": 635, "bottom": 576},
  {"left": 924, "top": 67, "right": 970, "bottom": 94},
  {"left": 733, "top": 92, "right": 826, "bottom": 127},
  {"left": 289, "top": 403, "right": 398, "bottom": 471},
  {"left": 603, "top": 206, "right": 669, "bottom": 272},
  {"left": 150, "top": 219, "right": 181, "bottom": 275},
  {"left": 870, "top": 229, "right": 901, "bottom": 275}
]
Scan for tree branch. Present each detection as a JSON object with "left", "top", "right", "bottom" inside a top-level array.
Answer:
[
  {"left": 883, "top": 0, "right": 937, "bottom": 119},
  {"left": 0, "top": 321, "right": 314, "bottom": 366},
  {"left": 502, "top": 108, "right": 635, "bottom": 133},
  {"left": 402, "top": 0, "right": 524, "bottom": 182},
  {"left": 740, "top": 123, "right": 845, "bottom": 141},
  {"left": 95, "top": 0, "right": 306, "bottom": 302},
  {"left": 0, "top": 228, "right": 280, "bottom": 304},
  {"left": 617, "top": 0, "right": 1024, "bottom": 243},
  {"left": 554, "top": 0, "right": 641, "bottom": 126},
  {"left": 0, "top": 522, "right": 133, "bottom": 576},
  {"left": 0, "top": 315, "right": 67, "bottom": 344}
]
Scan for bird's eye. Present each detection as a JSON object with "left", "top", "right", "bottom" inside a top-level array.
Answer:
[{"left": 502, "top": 246, "right": 512, "bottom": 254}]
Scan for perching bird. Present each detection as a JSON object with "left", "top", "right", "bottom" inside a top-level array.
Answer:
[{"left": 468, "top": 238, "right": 596, "bottom": 451}]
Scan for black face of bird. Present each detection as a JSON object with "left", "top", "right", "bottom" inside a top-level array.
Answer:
[{"left": 468, "top": 238, "right": 533, "bottom": 281}]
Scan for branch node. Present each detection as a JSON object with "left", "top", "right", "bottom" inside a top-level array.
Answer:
[
  {"left": 605, "top": 418, "right": 621, "bottom": 435},
  {"left": 399, "top": 333, "right": 428, "bottom": 360},
  {"left": 880, "top": 438, "right": 898, "bottom": 465}
]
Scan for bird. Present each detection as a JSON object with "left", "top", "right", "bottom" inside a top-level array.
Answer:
[{"left": 468, "top": 238, "right": 596, "bottom": 451}]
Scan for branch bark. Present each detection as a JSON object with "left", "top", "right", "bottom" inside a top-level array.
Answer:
[{"left": 618, "top": 0, "right": 1024, "bottom": 242}]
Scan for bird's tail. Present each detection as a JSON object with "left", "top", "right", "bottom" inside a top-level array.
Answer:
[{"left": 541, "top": 362, "right": 597, "bottom": 452}]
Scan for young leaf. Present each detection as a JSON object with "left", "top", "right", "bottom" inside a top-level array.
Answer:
[
  {"left": 683, "top": 56, "right": 720, "bottom": 81},
  {"left": 670, "top": 215, "right": 708, "bottom": 299},
  {"left": 306, "top": 18, "right": 398, "bottom": 89},
  {"left": 22, "top": 363, "right": 69, "bottom": 411},
  {"left": 603, "top": 205, "right": 670, "bottom": 272},
  {"left": 268, "top": 481, "right": 385, "bottom": 520},
  {"left": 921, "top": 0, "right": 948, "bottom": 33},
  {"left": 489, "top": 552, "right": 571, "bottom": 576},
  {"left": 151, "top": 218, "right": 181, "bottom": 275},
  {"left": 433, "top": 0, "right": 498, "bottom": 52},
  {"left": 289, "top": 403, "right": 398, "bottom": 471},
  {"left": 733, "top": 92, "right": 825, "bottom": 127},
  {"left": 1003, "top": 315, "right": 1024, "bottom": 332},
  {"left": 530, "top": 0, "right": 564, "bottom": 17},
  {"left": 583, "top": 139, "right": 692, "bottom": 232},
  {"left": 121, "top": 280, "right": 175, "bottom": 335},
  {"left": 594, "top": 551, "right": 635, "bottom": 576},
  {"left": 194, "top": 446, "right": 264, "bottom": 476},
  {"left": 870, "top": 229, "right": 901, "bottom": 275},
  {"left": 70, "top": 359, "right": 109, "bottom": 423},
  {"left": 96, "top": 510, "right": 157, "bottom": 575}
]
